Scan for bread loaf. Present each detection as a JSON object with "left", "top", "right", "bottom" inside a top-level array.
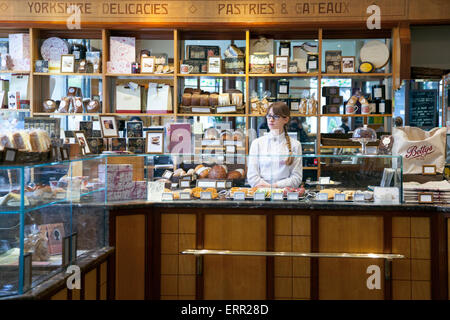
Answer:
[
  {"left": 227, "top": 171, "right": 242, "bottom": 180},
  {"left": 218, "top": 93, "right": 230, "bottom": 106},
  {"left": 208, "top": 165, "right": 227, "bottom": 180},
  {"left": 231, "top": 93, "right": 243, "bottom": 107},
  {"left": 200, "top": 93, "right": 210, "bottom": 106},
  {"left": 10, "top": 132, "right": 25, "bottom": 150},
  {"left": 29, "top": 131, "right": 42, "bottom": 152},
  {"left": 209, "top": 93, "right": 219, "bottom": 106},
  {"left": 0, "top": 134, "right": 13, "bottom": 150},
  {"left": 182, "top": 93, "right": 192, "bottom": 106},
  {"left": 191, "top": 93, "right": 201, "bottom": 106},
  {"left": 196, "top": 166, "right": 211, "bottom": 179},
  {"left": 183, "top": 88, "right": 194, "bottom": 94},
  {"left": 37, "top": 130, "right": 51, "bottom": 152}
]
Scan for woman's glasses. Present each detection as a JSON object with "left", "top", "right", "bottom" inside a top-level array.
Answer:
[{"left": 266, "top": 114, "right": 283, "bottom": 120}]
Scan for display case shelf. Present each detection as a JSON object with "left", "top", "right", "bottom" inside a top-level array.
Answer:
[
  {"left": 33, "top": 72, "right": 103, "bottom": 77},
  {"left": 33, "top": 113, "right": 101, "bottom": 116},
  {"left": 322, "top": 73, "right": 392, "bottom": 77},
  {"left": 0, "top": 71, "right": 30, "bottom": 74},
  {"left": 177, "top": 113, "right": 246, "bottom": 117},
  {"left": 249, "top": 73, "right": 319, "bottom": 77},
  {"left": 105, "top": 73, "right": 175, "bottom": 78},
  {"left": 321, "top": 114, "right": 393, "bottom": 117},
  {"left": 177, "top": 73, "right": 245, "bottom": 77}
]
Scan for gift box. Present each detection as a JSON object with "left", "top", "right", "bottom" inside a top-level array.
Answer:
[
  {"left": 98, "top": 164, "right": 133, "bottom": 187},
  {"left": 131, "top": 181, "right": 147, "bottom": 200},
  {"left": 107, "top": 60, "right": 132, "bottom": 74},
  {"left": 9, "top": 34, "right": 30, "bottom": 61},
  {"left": 110, "top": 37, "right": 135, "bottom": 63}
]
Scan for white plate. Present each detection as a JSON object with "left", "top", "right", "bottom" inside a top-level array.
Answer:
[{"left": 360, "top": 40, "right": 390, "bottom": 69}]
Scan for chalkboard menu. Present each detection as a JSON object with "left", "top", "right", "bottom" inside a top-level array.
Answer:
[{"left": 409, "top": 89, "right": 438, "bottom": 129}]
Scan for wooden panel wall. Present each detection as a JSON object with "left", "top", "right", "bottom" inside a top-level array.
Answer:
[
  {"left": 84, "top": 269, "right": 97, "bottom": 300},
  {"left": 203, "top": 214, "right": 266, "bottom": 300},
  {"left": 273, "top": 215, "right": 311, "bottom": 300},
  {"left": 318, "top": 216, "right": 385, "bottom": 300},
  {"left": 160, "top": 213, "right": 197, "bottom": 300},
  {"left": 392, "top": 217, "right": 431, "bottom": 300},
  {"left": 115, "top": 214, "right": 146, "bottom": 300}
]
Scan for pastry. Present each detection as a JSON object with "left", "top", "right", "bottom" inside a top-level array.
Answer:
[
  {"left": 204, "top": 128, "right": 220, "bottom": 140},
  {"left": 208, "top": 165, "right": 227, "bottom": 179},
  {"left": 236, "top": 168, "right": 245, "bottom": 176},
  {"left": 43, "top": 100, "right": 56, "bottom": 113},
  {"left": 194, "top": 164, "right": 204, "bottom": 173},
  {"left": 232, "top": 131, "right": 244, "bottom": 142},
  {"left": 173, "top": 168, "right": 186, "bottom": 177},
  {"left": 220, "top": 131, "right": 233, "bottom": 141},
  {"left": 182, "top": 93, "right": 192, "bottom": 106},
  {"left": 186, "top": 168, "right": 195, "bottom": 176},
  {"left": 320, "top": 189, "right": 340, "bottom": 200},
  {"left": 182, "top": 188, "right": 193, "bottom": 195},
  {"left": 87, "top": 100, "right": 100, "bottom": 113}
]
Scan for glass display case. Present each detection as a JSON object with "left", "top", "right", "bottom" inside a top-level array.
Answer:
[
  {"left": 102, "top": 153, "right": 403, "bottom": 204},
  {"left": 0, "top": 156, "right": 107, "bottom": 298}
]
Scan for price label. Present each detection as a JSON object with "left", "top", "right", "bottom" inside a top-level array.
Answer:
[
  {"left": 233, "top": 192, "right": 245, "bottom": 201},
  {"left": 317, "top": 193, "right": 328, "bottom": 201},
  {"left": 422, "top": 165, "right": 436, "bottom": 175},
  {"left": 197, "top": 180, "right": 217, "bottom": 188},
  {"left": 319, "top": 177, "right": 331, "bottom": 184},
  {"left": 254, "top": 192, "right": 266, "bottom": 201},
  {"left": 180, "top": 180, "right": 191, "bottom": 188},
  {"left": 226, "top": 145, "right": 236, "bottom": 153},
  {"left": 180, "top": 192, "right": 191, "bottom": 200},
  {"left": 171, "top": 183, "right": 178, "bottom": 189},
  {"left": 272, "top": 193, "right": 283, "bottom": 201},
  {"left": 418, "top": 193, "right": 433, "bottom": 204},
  {"left": 200, "top": 192, "right": 212, "bottom": 200},
  {"left": 334, "top": 193, "right": 346, "bottom": 202},
  {"left": 216, "top": 181, "right": 226, "bottom": 189},
  {"left": 287, "top": 192, "right": 299, "bottom": 201},
  {"left": 162, "top": 193, "right": 174, "bottom": 201},
  {"left": 354, "top": 193, "right": 365, "bottom": 202},
  {"left": 162, "top": 170, "right": 173, "bottom": 179}
]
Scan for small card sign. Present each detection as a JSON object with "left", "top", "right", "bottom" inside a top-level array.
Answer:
[
  {"left": 319, "top": 177, "right": 331, "bottom": 184},
  {"left": 148, "top": 181, "right": 165, "bottom": 201},
  {"left": 171, "top": 183, "right": 179, "bottom": 189},
  {"left": 418, "top": 193, "right": 433, "bottom": 204},
  {"left": 317, "top": 193, "right": 328, "bottom": 201},
  {"left": 354, "top": 193, "right": 365, "bottom": 202},
  {"left": 287, "top": 192, "right": 299, "bottom": 201},
  {"left": 200, "top": 192, "right": 212, "bottom": 200},
  {"left": 180, "top": 192, "right": 191, "bottom": 200},
  {"left": 3, "top": 148, "right": 17, "bottom": 162},
  {"left": 422, "top": 165, "right": 437, "bottom": 175},
  {"left": 216, "top": 181, "right": 226, "bottom": 189},
  {"left": 192, "top": 107, "right": 211, "bottom": 113},
  {"left": 226, "top": 145, "right": 236, "bottom": 153},
  {"left": 23, "top": 252, "right": 32, "bottom": 292},
  {"left": 62, "top": 235, "right": 70, "bottom": 267},
  {"left": 254, "top": 192, "right": 266, "bottom": 201},
  {"left": 197, "top": 180, "right": 217, "bottom": 188},
  {"left": 162, "top": 192, "right": 174, "bottom": 201},
  {"left": 272, "top": 193, "right": 283, "bottom": 201},
  {"left": 233, "top": 191, "right": 245, "bottom": 201},
  {"left": 162, "top": 170, "right": 174, "bottom": 179},
  {"left": 334, "top": 193, "right": 346, "bottom": 202},
  {"left": 216, "top": 105, "right": 237, "bottom": 114},
  {"left": 181, "top": 175, "right": 192, "bottom": 181},
  {"left": 202, "top": 139, "right": 222, "bottom": 146},
  {"left": 180, "top": 180, "right": 191, "bottom": 188}
]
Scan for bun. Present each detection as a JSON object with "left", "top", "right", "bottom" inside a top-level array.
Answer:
[
  {"left": 208, "top": 165, "right": 227, "bottom": 179},
  {"left": 227, "top": 171, "right": 242, "bottom": 179}
]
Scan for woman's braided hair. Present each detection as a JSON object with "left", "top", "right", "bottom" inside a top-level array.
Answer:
[{"left": 268, "top": 102, "right": 294, "bottom": 165}]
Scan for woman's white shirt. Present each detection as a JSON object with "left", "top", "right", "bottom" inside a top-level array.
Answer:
[{"left": 247, "top": 131, "right": 302, "bottom": 188}]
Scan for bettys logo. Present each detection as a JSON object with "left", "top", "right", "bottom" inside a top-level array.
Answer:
[{"left": 405, "top": 145, "right": 434, "bottom": 160}]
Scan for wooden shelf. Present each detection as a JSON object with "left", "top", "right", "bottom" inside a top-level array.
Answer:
[
  {"left": 105, "top": 73, "right": 174, "bottom": 77},
  {"left": 0, "top": 70, "right": 30, "bottom": 74},
  {"left": 303, "top": 167, "right": 318, "bottom": 170},
  {"left": 33, "top": 113, "right": 101, "bottom": 116},
  {"left": 33, "top": 72, "right": 103, "bottom": 77},
  {"left": 321, "top": 114, "right": 392, "bottom": 117},
  {"left": 322, "top": 73, "right": 392, "bottom": 77},
  {"left": 0, "top": 109, "right": 30, "bottom": 112},
  {"left": 104, "top": 113, "right": 174, "bottom": 117},
  {"left": 249, "top": 73, "right": 319, "bottom": 77},
  {"left": 177, "top": 113, "right": 246, "bottom": 117},
  {"left": 177, "top": 73, "right": 245, "bottom": 77},
  {"left": 320, "top": 145, "right": 364, "bottom": 148}
]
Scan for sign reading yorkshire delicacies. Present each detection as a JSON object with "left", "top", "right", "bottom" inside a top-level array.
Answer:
[{"left": 1, "top": 0, "right": 448, "bottom": 23}]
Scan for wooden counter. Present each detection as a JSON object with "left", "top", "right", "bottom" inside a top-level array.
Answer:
[{"left": 108, "top": 202, "right": 450, "bottom": 300}]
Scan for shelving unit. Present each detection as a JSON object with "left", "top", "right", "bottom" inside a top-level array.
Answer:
[{"left": 0, "top": 27, "right": 397, "bottom": 177}]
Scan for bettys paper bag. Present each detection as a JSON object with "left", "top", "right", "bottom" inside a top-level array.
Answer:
[{"left": 392, "top": 126, "right": 447, "bottom": 174}]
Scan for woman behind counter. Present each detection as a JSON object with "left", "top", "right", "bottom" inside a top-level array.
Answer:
[{"left": 247, "top": 102, "right": 303, "bottom": 188}]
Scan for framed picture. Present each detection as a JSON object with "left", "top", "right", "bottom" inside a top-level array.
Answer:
[
  {"left": 74, "top": 131, "right": 91, "bottom": 155},
  {"left": 341, "top": 56, "right": 355, "bottom": 73},
  {"left": 79, "top": 121, "right": 93, "bottom": 138},
  {"left": 2, "top": 147, "right": 17, "bottom": 162},
  {"left": 111, "top": 138, "right": 127, "bottom": 152},
  {"left": 60, "top": 54, "right": 75, "bottom": 73},
  {"left": 141, "top": 56, "right": 155, "bottom": 73},
  {"left": 86, "top": 138, "right": 104, "bottom": 154},
  {"left": 99, "top": 115, "right": 119, "bottom": 138},
  {"left": 325, "top": 50, "right": 342, "bottom": 73},
  {"left": 146, "top": 131, "right": 164, "bottom": 154},
  {"left": 275, "top": 56, "right": 289, "bottom": 73},
  {"left": 207, "top": 56, "right": 222, "bottom": 74},
  {"left": 126, "top": 121, "right": 144, "bottom": 138},
  {"left": 127, "top": 137, "right": 146, "bottom": 154}
]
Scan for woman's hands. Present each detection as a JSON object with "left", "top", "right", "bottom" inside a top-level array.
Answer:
[{"left": 256, "top": 181, "right": 278, "bottom": 188}]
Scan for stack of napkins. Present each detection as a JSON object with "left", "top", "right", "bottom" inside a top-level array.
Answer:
[{"left": 403, "top": 180, "right": 450, "bottom": 204}]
